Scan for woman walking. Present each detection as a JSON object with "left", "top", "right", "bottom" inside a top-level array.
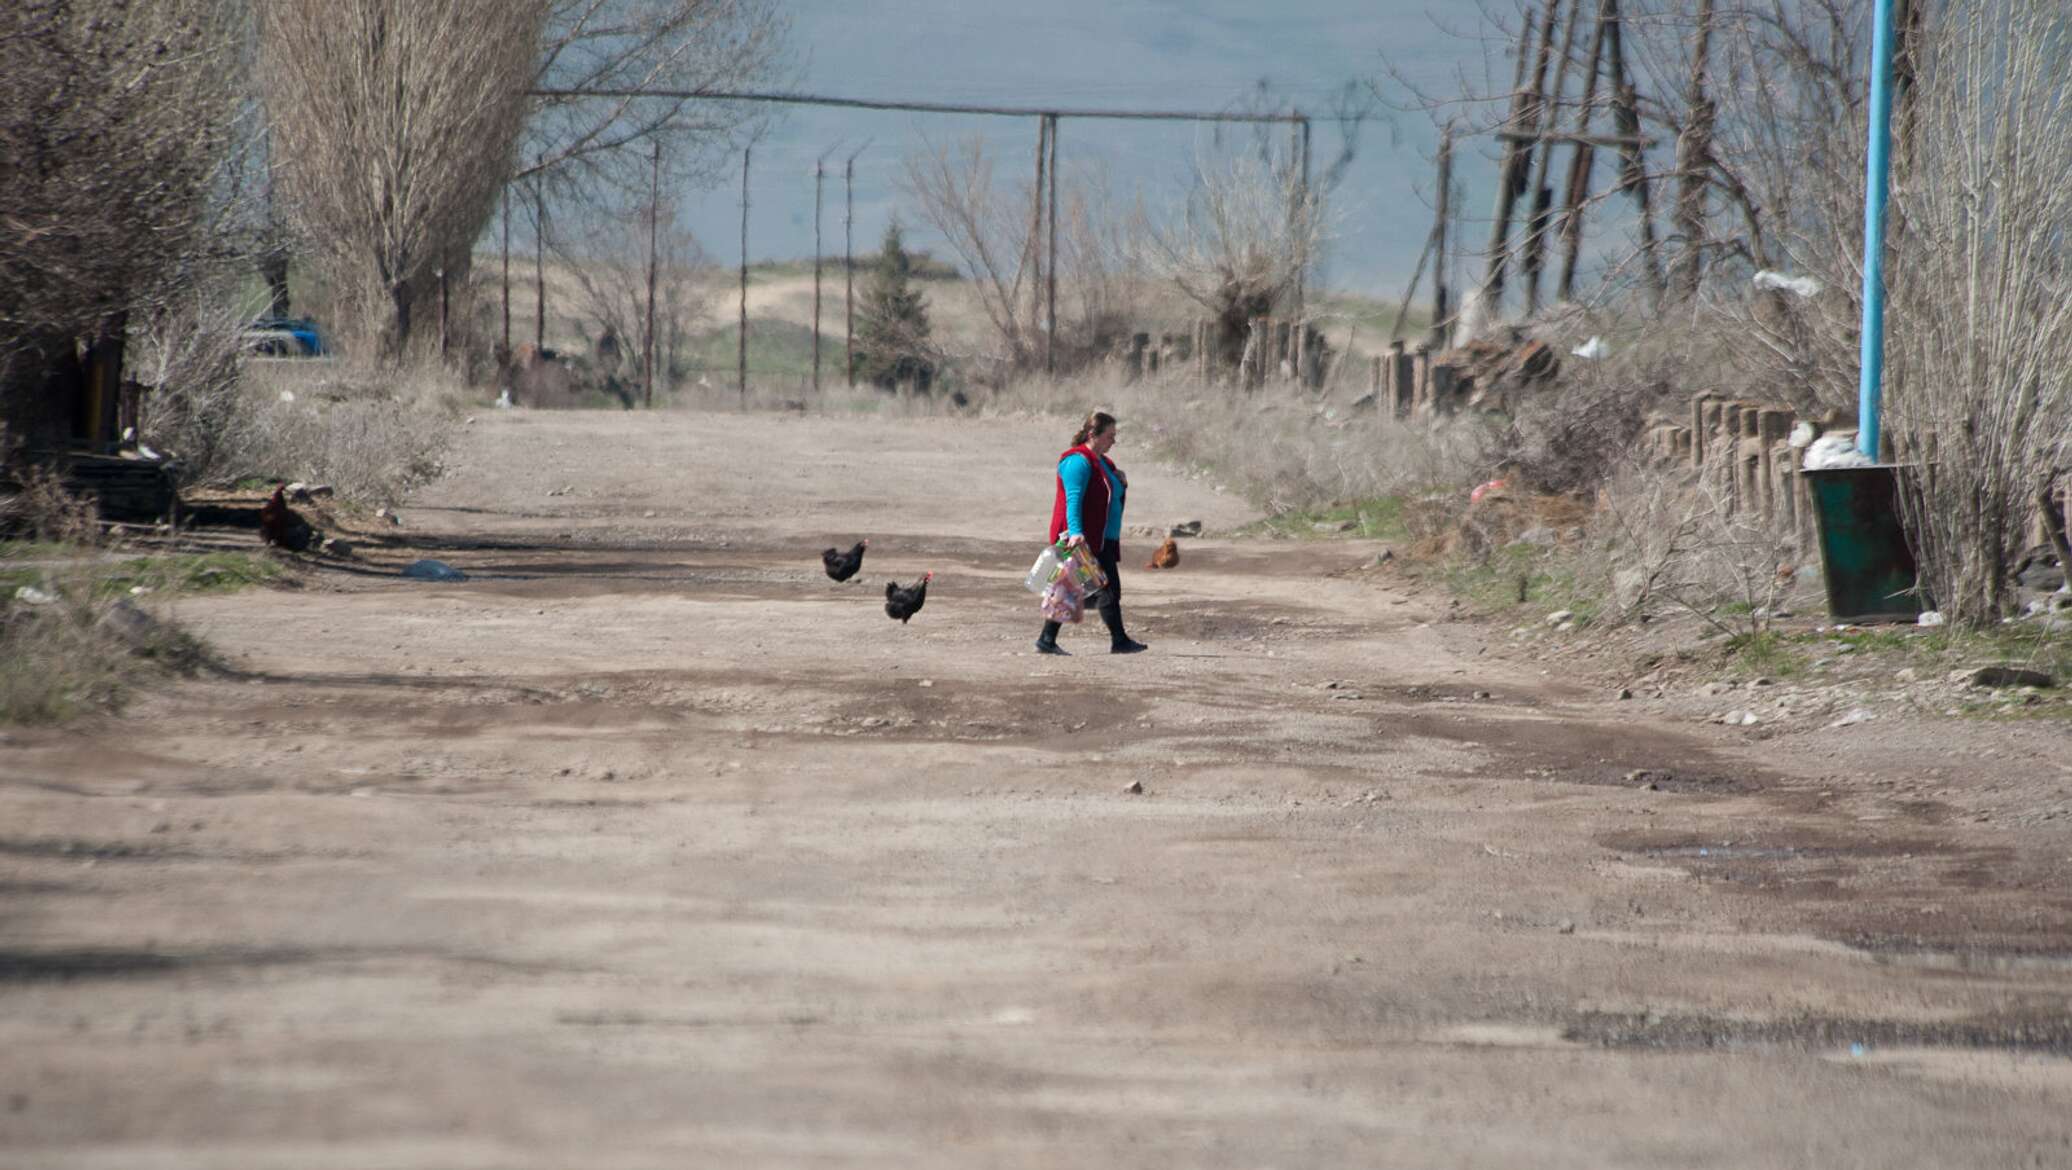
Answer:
[{"left": 1037, "top": 409, "right": 1148, "bottom": 656}]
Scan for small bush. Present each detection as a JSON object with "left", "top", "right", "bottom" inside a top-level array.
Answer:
[
  {"left": 0, "top": 463, "right": 101, "bottom": 544},
  {"left": 131, "top": 287, "right": 264, "bottom": 486},
  {"left": 181, "top": 360, "right": 466, "bottom": 506},
  {"left": 1579, "top": 458, "right": 1802, "bottom": 636}
]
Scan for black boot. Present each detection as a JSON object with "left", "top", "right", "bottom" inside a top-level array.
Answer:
[
  {"left": 1099, "top": 599, "right": 1147, "bottom": 654},
  {"left": 1035, "top": 621, "right": 1070, "bottom": 655}
]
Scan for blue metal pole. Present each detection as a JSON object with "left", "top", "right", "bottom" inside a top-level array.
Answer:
[{"left": 1857, "top": 0, "right": 1898, "bottom": 459}]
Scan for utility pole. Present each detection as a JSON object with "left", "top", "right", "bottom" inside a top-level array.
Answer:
[
  {"left": 1045, "top": 114, "right": 1059, "bottom": 377},
  {"left": 1484, "top": 1, "right": 1558, "bottom": 316},
  {"left": 1523, "top": 0, "right": 1578, "bottom": 314},
  {"left": 1857, "top": 0, "right": 1899, "bottom": 458},
  {"left": 844, "top": 145, "right": 862, "bottom": 387},
  {"left": 1603, "top": 0, "right": 1666, "bottom": 305},
  {"left": 500, "top": 185, "right": 511, "bottom": 361},
  {"left": 738, "top": 144, "right": 751, "bottom": 404},
  {"left": 814, "top": 145, "right": 837, "bottom": 393},
  {"left": 1557, "top": 1, "right": 1612, "bottom": 302},
  {"left": 533, "top": 156, "right": 546, "bottom": 353},
  {"left": 1432, "top": 123, "right": 1453, "bottom": 351},
  {"left": 645, "top": 138, "right": 661, "bottom": 408},
  {"left": 437, "top": 259, "right": 449, "bottom": 360},
  {"left": 1293, "top": 113, "right": 1311, "bottom": 331},
  {"left": 1025, "top": 115, "right": 1049, "bottom": 369}
]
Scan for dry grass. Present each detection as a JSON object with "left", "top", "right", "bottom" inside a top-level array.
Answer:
[
  {"left": 0, "top": 463, "right": 102, "bottom": 543},
  {"left": 1578, "top": 457, "right": 1806, "bottom": 637},
  {"left": 158, "top": 358, "right": 471, "bottom": 507},
  {"left": 0, "top": 559, "right": 219, "bottom": 724},
  {"left": 984, "top": 373, "right": 1500, "bottom": 516}
]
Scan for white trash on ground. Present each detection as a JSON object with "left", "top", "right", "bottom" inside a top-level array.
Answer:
[{"left": 1802, "top": 433, "right": 1875, "bottom": 470}]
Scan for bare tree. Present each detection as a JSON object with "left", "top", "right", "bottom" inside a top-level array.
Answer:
[
  {"left": 1883, "top": 2, "right": 2072, "bottom": 626},
  {"left": 525, "top": 0, "right": 790, "bottom": 193},
  {"left": 549, "top": 194, "right": 709, "bottom": 404},
  {"left": 0, "top": 0, "right": 252, "bottom": 447},
  {"left": 1054, "top": 174, "right": 1141, "bottom": 369},
  {"left": 1132, "top": 140, "right": 1324, "bottom": 374},
  {"left": 901, "top": 132, "right": 1148, "bottom": 380},
  {"left": 901, "top": 134, "right": 1048, "bottom": 372},
  {"left": 260, "top": 1, "right": 548, "bottom": 358}
]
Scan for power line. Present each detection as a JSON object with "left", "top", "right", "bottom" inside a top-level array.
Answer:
[{"left": 529, "top": 87, "right": 1309, "bottom": 125}]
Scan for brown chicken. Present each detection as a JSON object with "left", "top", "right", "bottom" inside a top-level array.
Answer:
[
  {"left": 258, "top": 484, "right": 315, "bottom": 551},
  {"left": 1145, "top": 536, "right": 1179, "bottom": 570}
]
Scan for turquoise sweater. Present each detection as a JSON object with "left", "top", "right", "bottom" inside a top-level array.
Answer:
[{"left": 1059, "top": 453, "right": 1124, "bottom": 540}]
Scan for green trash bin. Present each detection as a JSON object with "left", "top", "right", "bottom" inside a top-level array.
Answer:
[{"left": 1802, "top": 465, "right": 1928, "bottom": 623}]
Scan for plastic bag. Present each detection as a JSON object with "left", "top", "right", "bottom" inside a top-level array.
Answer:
[
  {"left": 1039, "top": 575, "right": 1085, "bottom": 623},
  {"left": 403, "top": 558, "right": 467, "bottom": 582},
  {"left": 1024, "top": 545, "right": 1065, "bottom": 594},
  {"left": 1025, "top": 539, "right": 1109, "bottom": 596},
  {"left": 1060, "top": 541, "right": 1109, "bottom": 595}
]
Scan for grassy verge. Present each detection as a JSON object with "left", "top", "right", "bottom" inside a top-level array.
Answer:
[
  {"left": 0, "top": 549, "right": 280, "bottom": 600},
  {"left": 0, "top": 590, "right": 215, "bottom": 724},
  {"left": 1436, "top": 544, "right": 1595, "bottom": 622},
  {"left": 0, "top": 544, "right": 264, "bottom": 724},
  {"left": 680, "top": 318, "right": 849, "bottom": 381},
  {"left": 1237, "top": 495, "right": 1409, "bottom": 541},
  {"left": 1712, "top": 622, "right": 2069, "bottom": 679}
]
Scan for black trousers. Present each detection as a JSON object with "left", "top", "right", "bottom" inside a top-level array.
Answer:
[{"left": 1088, "top": 543, "right": 1122, "bottom": 608}]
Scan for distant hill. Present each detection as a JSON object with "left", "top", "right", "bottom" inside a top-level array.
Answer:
[{"left": 476, "top": 250, "right": 1424, "bottom": 381}]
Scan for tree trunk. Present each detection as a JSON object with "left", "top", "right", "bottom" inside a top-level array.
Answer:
[
  {"left": 260, "top": 252, "right": 292, "bottom": 319},
  {"left": 1670, "top": 0, "right": 1716, "bottom": 302},
  {"left": 2042, "top": 475, "right": 2072, "bottom": 596},
  {"left": 389, "top": 282, "right": 414, "bottom": 360}
]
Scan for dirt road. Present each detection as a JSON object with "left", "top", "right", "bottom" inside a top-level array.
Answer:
[{"left": 5, "top": 410, "right": 2070, "bottom": 1168}]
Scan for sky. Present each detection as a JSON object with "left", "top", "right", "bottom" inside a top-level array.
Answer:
[{"left": 674, "top": 0, "right": 1512, "bottom": 299}]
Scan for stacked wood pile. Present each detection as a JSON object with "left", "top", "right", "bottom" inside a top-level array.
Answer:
[{"left": 1357, "top": 335, "right": 1559, "bottom": 418}]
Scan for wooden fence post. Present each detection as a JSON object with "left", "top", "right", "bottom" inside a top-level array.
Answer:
[{"left": 1557, "top": 1, "right": 1611, "bottom": 302}]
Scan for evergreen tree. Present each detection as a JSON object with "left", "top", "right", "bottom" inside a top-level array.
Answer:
[{"left": 852, "top": 221, "right": 935, "bottom": 392}]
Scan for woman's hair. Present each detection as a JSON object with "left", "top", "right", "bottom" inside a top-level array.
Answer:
[{"left": 1070, "top": 409, "right": 1117, "bottom": 447}]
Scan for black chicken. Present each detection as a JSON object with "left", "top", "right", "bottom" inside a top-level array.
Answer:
[
  {"left": 822, "top": 539, "right": 868, "bottom": 583},
  {"left": 884, "top": 571, "right": 932, "bottom": 623}
]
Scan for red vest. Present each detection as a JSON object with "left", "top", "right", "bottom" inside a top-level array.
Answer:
[{"left": 1048, "top": 445, "right": 1115, "bottom": 556}]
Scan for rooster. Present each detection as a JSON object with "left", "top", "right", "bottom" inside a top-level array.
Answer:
[
  {"left": 884, "top": 571, "right": 932, "bottom": 623},
  {"left": 1145, "top": 536, "right": 1180, "bottom": 570},
  {"left": 258, "top": 484, "right": 315, "bottom": 551},
  {"left": 822, "top": 539, "right": 868, "bottom": 583}
]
